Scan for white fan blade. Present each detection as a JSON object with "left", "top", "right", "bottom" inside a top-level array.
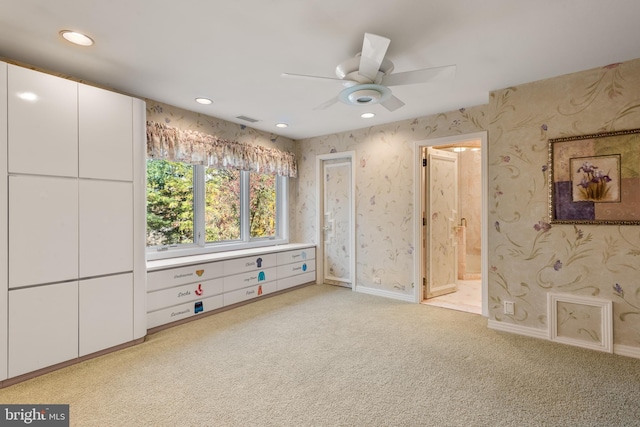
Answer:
[
  {"left": 359, "top": 33, "right": 391, "bottom": 82},
  {"left": 281, "top": 73, "right": 344, "bottom": 83},
  {"left": 380, "top": 95, "right": 405, "bottom": 112},
  {"left": 381, "top": 64, "right": 456, "bottom": 87},
  {"left": 313, "top": 96, "right": 339, "bottom": 110}
]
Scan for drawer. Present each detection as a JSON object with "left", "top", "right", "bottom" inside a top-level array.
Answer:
[
  {"left": 147, "top": 261, "right": 223, "bottom": 291},
  {"left": 223, "top": 267, "right": 276, "bottom": 293},
  {"left": 277, "top": 272, "right": 316, "bottom": 291},
  {"left": 147, "top": 294, "right": 224, "bottom": 329},
  {"left": 277, "top": 259, "right": 316, "bottom": 279},
  {"left": 147, "top": 278, "right": 224, "bottom": 312},
  {"left": 223, "top": 281, "right": 277, "bottom": 306},
  {"left": 223, "top": 253, "right": 276, "bottom": 276},
  {"left": 277, "top": 247, "right": 315, "bottom": 265}
]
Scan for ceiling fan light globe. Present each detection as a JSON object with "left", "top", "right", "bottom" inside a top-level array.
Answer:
[{"left": 348, "top": 89, "right": 381, "bottom": 105}]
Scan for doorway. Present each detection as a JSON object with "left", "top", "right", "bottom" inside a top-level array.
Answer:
[
  {"left": 316, "top": 151, "right": 356, "bottom": 290},
  {"left": 414, "top": 132, "right": 488, "bottom": 316}
]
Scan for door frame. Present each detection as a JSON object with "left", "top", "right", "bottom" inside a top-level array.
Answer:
[
  {"left": 316, "top": 151, "right": 357, "bottom": 291},
  {"left": 413, "top": 132, "right": 489, "bottom": 316}
]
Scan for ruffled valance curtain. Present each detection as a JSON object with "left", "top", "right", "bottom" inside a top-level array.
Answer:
[{"left": 146, "top": 121, "right": 297, "bottom": 178}]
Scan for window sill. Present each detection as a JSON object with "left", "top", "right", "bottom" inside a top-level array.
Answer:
[{"left": 146, "top": 242, "right": 316, "bottom": 272}]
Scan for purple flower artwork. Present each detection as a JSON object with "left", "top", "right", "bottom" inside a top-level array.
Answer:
[
  {"left": 570, "top": 156, "right": 620, "bottom": 203},
  {"left": 571, "top": 156, "right": 619, "bottom": 202}
]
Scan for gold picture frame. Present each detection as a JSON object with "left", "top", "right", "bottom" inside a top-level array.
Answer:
[{"left": 548, "top": 128, "right": 640, "bottom": 224}]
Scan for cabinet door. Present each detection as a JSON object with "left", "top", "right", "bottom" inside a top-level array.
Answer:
[
  {"left": 79, "top": 84, "right": 133, "bottom": 181},
  {"left": 8, "top": 282, "right": 79, "bottom": 378},
  {"left": 79, "top": 180, "right": 133, "bottom": 278},
  {"left": 8, "top": 64, "right": 78, "bottom": 177},
  {"left": 9, "top": 175, "right": 79, "bottom": 288},
  {"left": 79, "top": 274, "right": 133, "bottom": 357}
]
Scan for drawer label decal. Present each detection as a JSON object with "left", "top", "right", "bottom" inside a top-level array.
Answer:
[
  {"left": 292, "top": 251, "right": 308, "bottom": 260},
  {"left": 171, "top": 308, "right": 190, "bottom": 317},
  {"left": 256, "top": 257, "right": 263, "bottom": 267},
  {"left": 177, "top": 290, "right": 191, "bottom": 298},
  {"left": 194, "top": 301, "right": 203, "bottom": 314},
  {"left": 195, "top": 283, "right": 204, "bottom": 296},
  {"left": 246, "top": 285, "right": 263, "bottom": 297},
  {"left": 196, "top": 269, "right": 204, "bottom": 277},
  {"left": 174, "top": 272, "right": 193, "bottom": 280},
  {"left": 258, "top": 271, "right": 266, "bottom": 282}
]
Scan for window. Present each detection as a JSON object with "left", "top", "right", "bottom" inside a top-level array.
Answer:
[
  {"left": 204, "top": 168, "right": 241, "bottom": 243},
  {"left": 146, "top": 159, "right": 287, "bottom": 258},
  {"left": 146, "top": 159, "right": 194, "bottom": 246}
]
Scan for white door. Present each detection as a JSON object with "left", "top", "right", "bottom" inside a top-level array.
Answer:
[
  {"left": 321, "top": 157, "right": 353, "bottom": 288},
  {"left": 425, "top": 147, "right": 458, "bottom": 298}
]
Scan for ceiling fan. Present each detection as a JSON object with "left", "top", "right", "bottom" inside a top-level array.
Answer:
[{"left": 282, "top": 33, "right": 456, "bottom": 112}]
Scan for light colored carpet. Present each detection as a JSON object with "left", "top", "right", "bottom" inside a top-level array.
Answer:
[{"left": 1, "top": 284, "right": 639, "bottom": 426}]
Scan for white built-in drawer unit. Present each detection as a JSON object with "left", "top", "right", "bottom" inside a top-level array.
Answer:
[{"left": 146, "top": 244, "right": 316, "bottom": 329}]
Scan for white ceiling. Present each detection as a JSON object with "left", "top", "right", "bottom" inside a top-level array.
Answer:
[{"left": 2, "top": 0, "right": 640, "bottom": 140}]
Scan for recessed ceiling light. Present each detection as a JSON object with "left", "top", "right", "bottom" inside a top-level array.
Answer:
[
  {"left": 361, "top": 112, "right": 375, "bottom": 119},
  {"left": 275, "top": 123, "right": 288, "bottom": 128},
  {"left": 59, "top": 30, "right": 94, "bottom": 46},
  {"left": 195, "top": 97, "right": 213, "bottom": 105}
]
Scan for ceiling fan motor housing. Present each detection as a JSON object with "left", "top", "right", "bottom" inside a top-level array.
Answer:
[{"left": 335, "top": 56, "right": 395, "bottom": 84}]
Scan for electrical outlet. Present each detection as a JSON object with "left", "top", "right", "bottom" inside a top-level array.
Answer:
[{"left": 503, "top": 301, "right": 515, "bottom": 315}]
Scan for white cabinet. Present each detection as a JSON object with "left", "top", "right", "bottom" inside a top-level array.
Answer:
[
  {"left": 79, "top": 274, "right": 133, "bottom": 357},
  {"left": 277, "top": 248, "right": 316, "bottom": 291},
  {"left": 147, "top": 245, "right": 316, "bottom": 330},
  {"left": 7, "top": 64, "right": 78, "bottom": 177},
  {"left": 147, "top": 261, "right": 224, "bottom": 292},
  {"left": 147, "top": 278, "right": 224, "bottom": 312},
  {"left": 79, "top": 180, "right": 133, "bottom": 277},
  {"left": 8, "top": 282, "right": 79, "bottom": 378},
  {"left": 1, "top": 62, "right": 147, "bottom": 381},
  {"left": 79, "top": 84, "right": 133, "bottom": 181},
  {"left": 223, "top": 267, "right": 277, "bottom": 293},
  {"left": 9, "top": 175, "right": 79, "bottom": 289}
]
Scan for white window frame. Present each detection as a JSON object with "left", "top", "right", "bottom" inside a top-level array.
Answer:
[{"left": 146, "top": 163, "right": 289, "bottom": 261}]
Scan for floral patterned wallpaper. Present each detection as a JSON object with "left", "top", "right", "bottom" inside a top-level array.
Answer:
[
  {"left": 145, "top": 57, "right": 640, "bottom": 350},
  {"left": 487, "top": 58, "right": 640, "bottom": 348},
  {"left": 294, "top": 107, "right": 487, "bottom": 294},
  {"left": 145, "top": 100, "right": 297, "bottom": 152},
  {"left": 295, "top": 57, "right": 640, "bottom": 349}
]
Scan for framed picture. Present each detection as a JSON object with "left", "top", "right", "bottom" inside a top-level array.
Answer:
[
  {"left": 548, "top": 128, "right": 640, "bottom": 224},
  {"left": 547, "top": 293, "right": 612, "bottom": 353}
]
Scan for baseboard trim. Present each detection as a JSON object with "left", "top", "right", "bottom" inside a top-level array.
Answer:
[
  {"left": 613, "top": 344, "right": 640, "bottom": 359},
  {"left": 488, "top": 319, "right": 640, "bottom": 360},
  {"left": 355, "top": 285, "right": 415, "bottom": 303},
  {"left": 487, "top": 319, "right": 549, "bottom": 340},
  {"left": 0, "top": 337, "right": 145, "bottom": 389}
]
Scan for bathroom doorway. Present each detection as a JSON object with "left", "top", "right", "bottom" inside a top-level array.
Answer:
[{"left": 414, "top": 132, "right": 488, "bottom": 316}]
